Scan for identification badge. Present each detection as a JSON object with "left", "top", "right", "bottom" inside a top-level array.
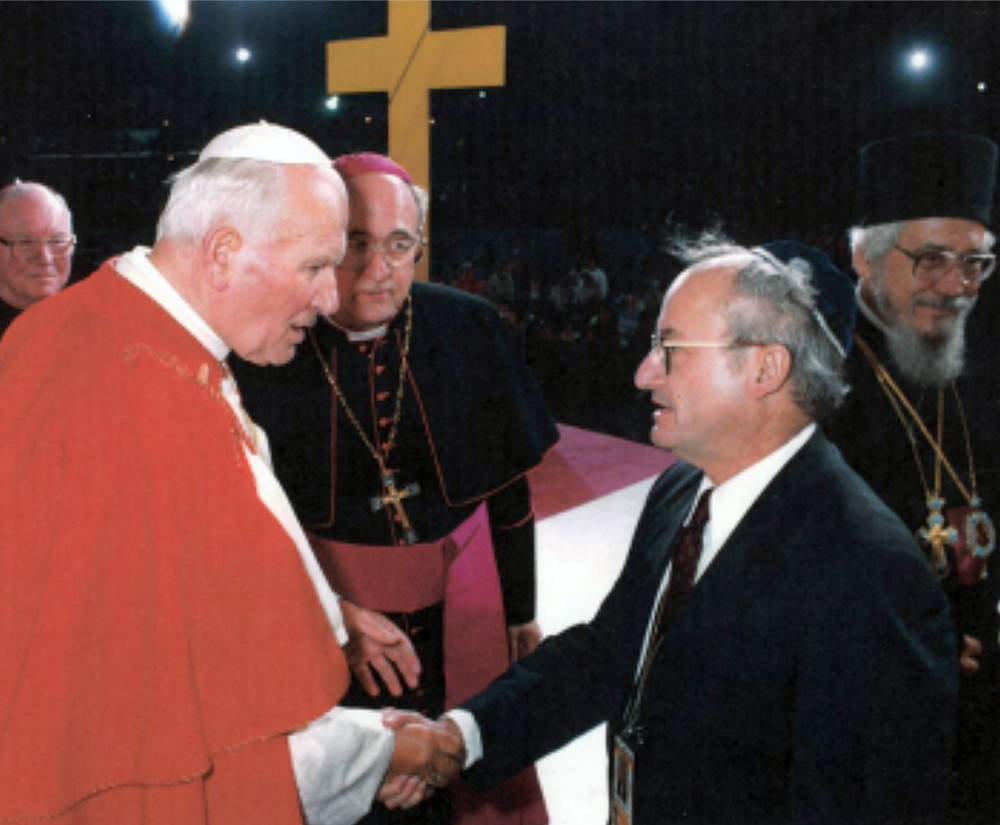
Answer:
[{"left": 611, "top": 733, "right": 635, "bottom": 825}]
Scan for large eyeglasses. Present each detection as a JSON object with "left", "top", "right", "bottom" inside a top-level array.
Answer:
[
  {"left": 342, "top": 233, "right": 423, "bottom": 270},
  {"left": 893, "top": 244, "right": 996, "bottom": 287},
  {"left": 0, "top": 235, "right": 76, "bottom": 260},
  {"left": 649, "top": 333, "right": 756, "bottom": 373}
]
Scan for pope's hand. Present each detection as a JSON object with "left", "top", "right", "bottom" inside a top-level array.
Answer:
[
  {"left": 383, "top": 709, "right": 465, "bottom": 789},
  {"left": 377, "top": 772, "right": 432, "bottom": 810}
]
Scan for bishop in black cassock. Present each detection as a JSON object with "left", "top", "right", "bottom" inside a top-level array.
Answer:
[{"left": 233, "top": 152, "right": 555, "bottom": 825}]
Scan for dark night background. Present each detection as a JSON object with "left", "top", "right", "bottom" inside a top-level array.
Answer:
[{"left": 1, "top": 1, "right": 998, "bottom": 282}]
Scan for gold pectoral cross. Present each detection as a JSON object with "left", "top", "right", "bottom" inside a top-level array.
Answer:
[
  {"left": 918, "top": 497, "right": 958, "bottom": 578},
  {"left": 370, "top": 473, "right": 421, "bottom": 545}
]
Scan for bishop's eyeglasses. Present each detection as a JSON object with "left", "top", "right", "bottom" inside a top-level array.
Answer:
[
  {"left": 893, "top": 244, "right": 996, "bottom": 287},
  {"left": 342, "top": 232, "right": 423, "bottom": 270},
  {"left": 649, "top": 333, "right": 756, "bottom": 373},
  {"left": 0, "top": 236, "right": 76, "bottom": 260}
]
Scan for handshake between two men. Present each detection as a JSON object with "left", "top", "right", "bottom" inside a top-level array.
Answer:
[
  {"left": 379, "top": 710, "right": 467, "bottom": 809},
  {"left": 340, "top": 599, "right": 486, "bottom": 811}
]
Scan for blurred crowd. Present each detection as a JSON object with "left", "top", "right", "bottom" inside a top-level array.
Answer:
[
  {"left": 442, "top": 256, "right": 657, "bottom": 440},
  {"left": 438, "top": 229, "right": 849, "bottom": 442}
]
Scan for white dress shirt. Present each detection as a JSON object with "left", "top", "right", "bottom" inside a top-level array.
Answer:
[
  {"left": 450, "top": 423, "right": 816, "bottom": 767},
  {"left": 116, "top": 248, "right": 392, "bottom": 825}
]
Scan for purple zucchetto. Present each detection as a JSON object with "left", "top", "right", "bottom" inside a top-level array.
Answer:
[{"left": 333, "top": 152, "right": 414, "bottom": 184}]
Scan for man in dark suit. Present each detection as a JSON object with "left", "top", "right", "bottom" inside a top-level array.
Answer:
[{"left": 404, "top": 235, "right": 959, "bottom": 823}]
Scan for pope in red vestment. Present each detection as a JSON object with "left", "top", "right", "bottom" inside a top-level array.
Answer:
[{"left": 0, "top": 263, "right": 353, "bottom": 824}]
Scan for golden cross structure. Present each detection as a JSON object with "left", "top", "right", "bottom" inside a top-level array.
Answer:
[
  {"left": 918, "top": 498, "right": 958, "bottom": 578},
  {"left": 369, "top": 472, "right": 422, "bottom": 545},
  {"left": 326, "top": 0, "right": 506, "bottom": 278}
]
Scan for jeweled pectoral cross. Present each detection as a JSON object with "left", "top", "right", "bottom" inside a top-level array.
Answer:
[
  {"left": 918, "top": 496, "right": 958, "bottom": 578},
  {"left": 370, "top": 473, "right": 421, "bottom": 545}
]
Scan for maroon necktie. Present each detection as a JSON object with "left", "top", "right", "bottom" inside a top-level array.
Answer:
[{"left": 658, "top": 487, "right": 713, "bottom": 631}]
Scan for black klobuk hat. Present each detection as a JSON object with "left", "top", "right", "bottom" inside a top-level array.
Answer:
[{"left": 856, "top": 132, "right": 998, "bottom": 229}]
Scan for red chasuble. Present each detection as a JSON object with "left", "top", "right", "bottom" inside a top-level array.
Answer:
[{"left": 0, "top": 263, "right": 350, "bottom": 824}]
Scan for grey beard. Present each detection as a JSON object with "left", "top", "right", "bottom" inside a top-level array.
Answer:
[
  {"left": 881, "top": 312, "right": 968, "bottom": 387},
  {"left": 867, "top": 268, "right": 973, "bottom": 387}
]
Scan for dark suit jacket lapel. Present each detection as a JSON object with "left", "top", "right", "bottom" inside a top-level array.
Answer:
[{"left": 660, "top": 432, "right": 830, "bottom": 643}]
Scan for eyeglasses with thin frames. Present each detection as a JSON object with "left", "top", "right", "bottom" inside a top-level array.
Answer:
[
  {"left": 342, "top": 233, "right": 423, "bottom": 270},
  {"left": 0, "top": 236, "right": 76, "bottom": 260},
  {"left": 893, "top": 244, "right": 996, "bottom": 287},
  {"left": 648, "top": 333, "right": 757, "bottom": 373}
]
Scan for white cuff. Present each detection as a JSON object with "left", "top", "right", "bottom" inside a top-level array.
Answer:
[
  {"left": 290, "top": 706, "right": 394, "bottom": 825},
  {"left": 444, "top": 709, "right": 483, "bottom": 769}
]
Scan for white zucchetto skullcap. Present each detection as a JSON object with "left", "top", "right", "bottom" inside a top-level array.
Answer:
[{"left": 198, "top": 121, "right": 331, "bottom": 167}]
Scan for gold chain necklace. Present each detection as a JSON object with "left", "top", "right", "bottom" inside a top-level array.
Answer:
[
  {"left": 855, "top": 334, "right": 995, "bottom": 577},
  {"left": 308, "top": 297, "right": 421, "bottom": 544}
]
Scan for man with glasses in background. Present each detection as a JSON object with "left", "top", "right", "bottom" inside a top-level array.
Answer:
[
  {"left": 0, "top": 180, "right": 74, "bottom": 338},
  {"left": 233, "top": 152, "right": 555, "bottom": 825},
  {"left": 824, "top": 132, "right": 1000, "bottom": 824}
]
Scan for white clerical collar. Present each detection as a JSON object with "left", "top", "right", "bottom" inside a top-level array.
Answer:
[
  {"left": 697, "top": 422, "right": 816, "bottom": 568},
  {"left": 321, "top": 314, "right": 388, "bottom": 342},
  {"left": 115, "top": 246, "right": 229, "bottom": 362}
]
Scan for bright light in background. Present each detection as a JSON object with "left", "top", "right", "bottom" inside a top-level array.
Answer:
[
  {"left": 907, "top": 48, "right": 931, "bottom": 73},
  {"left": 153, "top": 0, "right": 189, "bottom": 32},
  {"left": 978, "top": 82, "right": 988, "bottom": 93},
  {"left": 325, "top": 96, "right": 340, "bottom": 112},
  {"left": 236, "top": 47, "right": 252, "bottom": 64}
]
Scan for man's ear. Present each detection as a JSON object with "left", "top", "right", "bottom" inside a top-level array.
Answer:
[
  {"left": 205, "top": 227, "right": 243, "bottom": 290},
  {"left": 749, "top": 344, "right": 792, "bottom": 398}
]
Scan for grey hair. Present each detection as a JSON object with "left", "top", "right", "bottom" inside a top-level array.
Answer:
[
  {"left": 672, "top": 230, "right": 849, "bottom": 420},
  {"left": 411, "top": 183, "right": 429, "bottom": 234},
  {"left": 156, "top": 157, "right": 288, "bottom": 243},
  {"left": 0, "top": 181, "right": 73, "bottom": 230},
  {"left": 847, "top": 222, "right": 905, "bottom": 264},
  {"left": 849, "top": 220, "right": 997, "bottom": 262}
]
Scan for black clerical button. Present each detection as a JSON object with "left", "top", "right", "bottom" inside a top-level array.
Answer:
[
  {"left": 376, "top": 391, "right": 389, "bottom": 401},
  {"left": 357, "top": 344, "right": 367, "bottom": 354},
  {"left": 375, "top": 364, "right": 386, "bottom": 375}
]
